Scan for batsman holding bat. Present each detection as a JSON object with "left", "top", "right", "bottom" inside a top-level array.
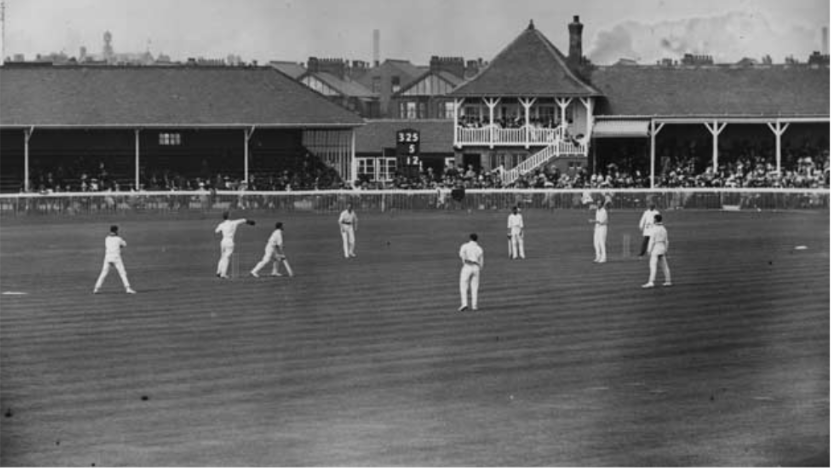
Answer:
[{"left": 251, "top": 222, "right": 294, "bottom": 278}]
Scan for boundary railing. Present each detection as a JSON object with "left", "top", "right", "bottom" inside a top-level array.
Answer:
[{"left": 0, "top": 189, "right": 828, "bottom": 216}]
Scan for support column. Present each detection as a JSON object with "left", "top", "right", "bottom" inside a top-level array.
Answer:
[
  {"left": 24, "top": 127, "right": 33, "bottom": 192},
  {"left": 580, "top": 97, "right": 594, "bottom": 154},
  {"left": 519, "top": 98, "right": 535, "bottom": 149},
  {"left": 704, "top": 121, "right": 727, "bottom": 172},
  {"left": 244, "top": 126, "right": 255, "bottom": 187},
  {"left": 650, "top": 121, "right": 665, "bottom": 189},
  {"left": 350, "top": 129, "right": 357, "bottom": 188},
  {"left": 484, "top": 98, "right": 500, "bottom": 149},
  {"left": 134, "top": 129, "right": 140, "bottom": 190},
  {"left": 555, "top": 97, "right": 573, "bottom": 139},
  {"left": 766, "top": 120, "right": 790, "bottom": 174},
  {"left": 453, "top": 98, "right": 465, "bottom": 148}
]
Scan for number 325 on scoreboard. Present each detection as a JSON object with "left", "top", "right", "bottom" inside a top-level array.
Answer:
[{"left": 396, "top": 129, "right": 420, "bottom": 157}]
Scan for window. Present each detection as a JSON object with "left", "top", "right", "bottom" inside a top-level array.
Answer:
[
  {"left": 159, "top": 133, "right": 181, "bottom": 145},
  {"left": 357, "top": 158, "right": 377, "bottom": 180},
  {"left": 391, "top": 76, "right": 401, "bottom": 93},
  {"left": 404, "top": 101, "right": 417, "bottom": 120},
  {"left": 371, "top": 77, "right": 381, "bottom": 93},
  {"left": 418, "top": 102, "right": 427, "bottom": 119},
  {"left": 443, "top": 101, "right": 455, "bottom": 119},
  {"left": 379, "top": 158, "right": 397, "bottom": 181}
]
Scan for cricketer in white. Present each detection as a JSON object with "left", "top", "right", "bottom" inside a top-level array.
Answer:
[
  {"left": 507, "top": 206, "right": 525, "bottom": 259},
  {"left": 459, "top": 233, "right": 484, "bottom": 312},
  {"left": 93, "top": 225, "right": 136, "bottom": 294},
  {"left": 643, "top": 214, "right": 672, "bottom": 288},
  {"left": 638, "top": 202, "right": 660, "bottom": 257},
  {"left": 250, "top": 222, "right": 294, "bottom": 278},
  {"left": 215, "top": 211, "right": 254, "bottom": 278},
  {"left": 590, "top": 199, "right": 610, "bottom": 263},
  {"left": 338, "top": 203, "right": 358, "bottom": 259}
]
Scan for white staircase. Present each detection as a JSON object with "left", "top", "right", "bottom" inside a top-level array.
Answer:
[{"left": 500, "top": 137, "right": 587, "bottom": 186}]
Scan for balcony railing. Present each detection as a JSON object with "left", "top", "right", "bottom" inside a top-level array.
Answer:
[{"left": 454, "top": 125, "right": 584, "bottom": 154}]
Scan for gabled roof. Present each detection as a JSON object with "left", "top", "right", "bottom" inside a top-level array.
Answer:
[
  {"left": 300, "top": 71, "right": 378, "bottom": 99},
  {"left": 355, "top": 119, "right": 454, "bottom": 154},
  {"left": 0, "top": 66, "right": 365, "bottom": 127},
  {"left": 451, "top": 22, "right": 601, "bottom": 98},
  {"left": 394, "top": 70, "right": 463, "bottom": 97},
  {"left": 356, "top": 59, "right": 425, "bottom": 90},
  {"left": 269, "top": 60, "right": 306, "bottom": 79},
  {"left": 591, "top": 65, "right": 830, "bottom": 117}
]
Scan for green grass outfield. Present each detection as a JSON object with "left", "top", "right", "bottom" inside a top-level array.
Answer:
[{"left": 0, "top": 208, "right": 829, "bottom": 466}]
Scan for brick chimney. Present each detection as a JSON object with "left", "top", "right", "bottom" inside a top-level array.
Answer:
[
  {"left": 568, "top": 15, "right": 583, "bottom": 66},
  {"left": 430, "top": 56, "right": 466, "bottom": 79},
  {"left": 307, "top": 57, "right": 319, "bottom": 73}
]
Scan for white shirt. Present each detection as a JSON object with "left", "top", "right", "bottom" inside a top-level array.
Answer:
[
  {"left": 104, "top": 235, "right": 126, "bottom": 260},
  {"left": 648, "top": 224, "right": 669, "bottom": 255},
  {"left": 595, "top": 207, "right": 608, "bottom": 228},
  {"left": 266, "top": 229, "right": 284, "bottom": 249},
  {"left": 215, "top": 219, "right": 247, "bottom": 243},
  {"left": 507, "top": 213, "right": 524, "bottom": 234},
  {"left": 639, "top": 209, "right": 660, "bottom": 235},
  {"left": 339, "top": 210, "right": 358, "bottom": 227},
  {"left": 459, "top": 241, "right": 484, "bottom": 268}
]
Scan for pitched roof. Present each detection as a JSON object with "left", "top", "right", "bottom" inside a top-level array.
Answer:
[
  {"left": 394, "top": 70, "right": 463, "bottom": 97},
  {"left": 269, "top": 60, "right": 306, "bottom": 79},
  {"left": 355, "top": 119, "right": 454, "bottom": 154},
  {"left": 302, "top": 71, "right": 378, "bottom": 99},
  {"left": 592, "top": 65, "right": 830, "bottom": 117},
  {"left": 0, "top": 66, "right": 365, "bottom": 127},
  {"left": 451, "top": 23, "right": 601, "bottom": 98}
]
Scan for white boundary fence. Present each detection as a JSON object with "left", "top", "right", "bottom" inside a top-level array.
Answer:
[{"left": 0, "top": 189, "right": 828, "bottom": 216}]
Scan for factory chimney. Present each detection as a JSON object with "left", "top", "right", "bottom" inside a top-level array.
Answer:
[{"left": 373, "top": 29, "right": 380, "bottom": 67}]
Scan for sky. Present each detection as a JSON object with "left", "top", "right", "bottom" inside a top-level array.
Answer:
[{"left": 2, "top": 0, "right": 830, "bottom": 65}]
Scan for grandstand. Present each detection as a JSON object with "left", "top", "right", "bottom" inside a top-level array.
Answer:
[{"left": 0, "top": 66, "right": 364, "bottom": 193}]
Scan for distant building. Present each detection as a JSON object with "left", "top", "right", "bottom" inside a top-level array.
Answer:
[
  {"left": 355, "top": 59, "right": 426, "bottom": 118},
  {"left": 298, "top": 57, "right": 380, "bottom": 117},
  {"left": 391, "top": 56, "right": 467, "bottom": 120}
]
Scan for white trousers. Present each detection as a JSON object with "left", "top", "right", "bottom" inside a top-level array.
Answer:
[
  {"left": 341, "top": 226, "right": 355, "bottom": 258},
  {"left": 594, "top": 226, "right": 607, "bottom": 261},
  {"left": 459, "top": 264, "right": 480, "bottom": 308},
  {"left": 251, "top": 247, "right": 278, "bottom": 275},
  {"left": 510, "top": 232, "right": 525, "bottom": 259},
  {"left": 648, "top": 253, "right": 671, "bottom": 284},
  {"left": 95, "top": 257, "right": 131, "bottom": 291},
  {"left": 217, "top": 239, "right": 234, "bottom": 277}
]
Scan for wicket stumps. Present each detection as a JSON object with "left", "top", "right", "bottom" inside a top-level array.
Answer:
[{"left": 622, "top": 234, "right": 632, "bottom": 258}]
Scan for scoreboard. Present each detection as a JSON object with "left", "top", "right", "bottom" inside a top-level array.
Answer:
[{"left": 396, "top": 129, "right": 421, "bottom": 177}]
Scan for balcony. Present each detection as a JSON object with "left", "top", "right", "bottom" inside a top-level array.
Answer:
[{"left": 454, "top": 124, "right": 587, "bottom": 155}]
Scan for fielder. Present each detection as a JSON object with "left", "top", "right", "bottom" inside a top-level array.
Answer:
[
  {"left": 638, "top": 202, "right": 660, "bottom": 257},
  {"left": 459, "top": 233, "right": 484, "bottom": 311},
  {"left": 507, "top": 206, "right": 525, "bottom": 259},
  {"left": 215, "top": 211, "right": 255, "bottom": 279},
  {"left": 589, "top": 198, "right": 610, "bottom": 263},
  {"left": 93, "top": 225, "right": 136, "bottom": 294},
  {"left": 642, "top": 214, "right": 672, "bottom": 288},
  {"left": 250, "top": 222, "right": 294, "bottom": 278},
  {"left": 338, "top": 203, "right": 358, "bottom": 258}
]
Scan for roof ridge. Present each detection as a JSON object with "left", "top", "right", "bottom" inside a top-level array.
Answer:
[{"left": 530, "top": 28, "right": 600, "bottom": 95}]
